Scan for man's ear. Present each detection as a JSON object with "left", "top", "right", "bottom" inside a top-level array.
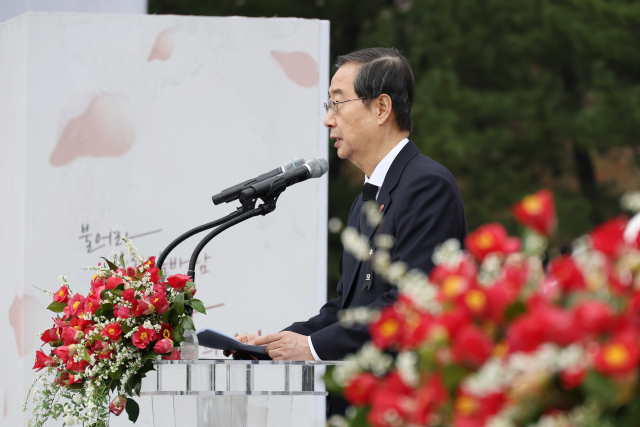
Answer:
[{"left": 375, "top": 94, "right": 393, "bottom": 126}]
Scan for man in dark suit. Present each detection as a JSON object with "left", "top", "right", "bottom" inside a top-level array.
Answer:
[{"left": 236, "top": 47, "right": 467, "bottom": 362}]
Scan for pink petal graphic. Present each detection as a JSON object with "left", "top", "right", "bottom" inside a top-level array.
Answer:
[
  {"left": 148, "top": 29, "right": 175, "bottom": 62},
  {"left": 9, "top": 294, "right": 45, "bottom": 358},
  {"left": 270, "top": 51, "right": 319, "bottom": 88},
  {"left": 50, "top": 94, "right": 135, "bottom": 167}
]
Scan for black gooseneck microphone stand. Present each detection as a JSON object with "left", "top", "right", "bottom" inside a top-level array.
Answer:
[{"left": 156, "top": 178, "right": 288, "bottom": 282}]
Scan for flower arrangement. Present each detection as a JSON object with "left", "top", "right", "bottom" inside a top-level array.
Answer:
[
  {"left": 327, "top": 189, "right": 640, "bottom": 427},
  {"left": 24, "top": 236, "right": 205, "bottom": 427}
]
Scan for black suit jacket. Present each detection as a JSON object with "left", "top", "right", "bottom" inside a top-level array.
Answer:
[{"left": 284, "top": 141, "right": 467, "bottom": 360}]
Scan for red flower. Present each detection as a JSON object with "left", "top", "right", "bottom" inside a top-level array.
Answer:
[
  {"left": 344, "top": 372, "right": 379, "bottom": 406},
  {"left": 132, "top": 327, "right": 156, "bottom": 349},
  {"left": 61, "top": 327, "right": 83, "bottom": 345},
  {"left": 512, "top": 189, "right": 556, "bottom": 236},
  {"left": 538, "top": 305, "right": 581, "bottom": 346},
  {"left": 84, "top": 295, "right": 101, "bottom": 315},
  {"left": 101, "top": 322, "right": 123, "bottom": 342},
  {"left": 452, "top": 325, "right": 493, "bottom": 368},
  {"left": 369, "top": 305, "right": 404, "bottom": 350},
  {"left": 90, "top": 277, "right": 106, "bottom": 297},
  {"left": 594, "top": 333, "right": 640, "bottom": 376},
  {"left": 40, "top": 327, "right": 61, "bottom": 346},
  {"left": 126, "top": 266, "right": 137, "bottom": 278},
  {"left": 33, "top": 350, "right": 57, "bottom": 371},
  {"left": 132, "top": 299, "right": 152, "bottom": 317},
  {"left": 162, "top": 349, "right": 181, "bottom": 360},
  {"left": 149, "top": 291, "right": 169, "bottom": 315},
  {"left": 457, "top": 287, "right": 489, "bottom": 318},
  {"left": 550, "top": 256, "right": 586, "bottom": 292},
  {"left": 114, "top": 304, "right": 130, "bottom": 319},
  {"left": 165, "top": 274, "right": 192, "bottom": 291},
  {"left": 573, "top": 300, "right": 614, "bottom": 335},
  {"left": 399, "top": 311, "right": 432, "bottom": 350},
  {"left": 109, "top": 395, "right": 127, "bottom": 416},
  {"left": 106, "top": 275, "right": 124, "bottom": 290},
  {"left": 153, "top": 338, "right": 174, "bottom": 354},
  {"left": 591, "top": 216, "right": 629, "bottom": 258},
  {"left": 53, "top": 285, "right": 70, "bottom": 304},
  {"left": 453, "top": 390, "right": 506, "bottom": 427},
  {"left": 146, "top": 256, "right": 161, "bottom": 284},
  {"left": 560, "top": 367, "right": 587, "bottom": 390},
  {"left": 66, "top": 359, "right": 88, "bottom": 373},
  {"left": 67, "top": 294, "right": 86, "bottom": 317},
  {"left": 367, "top": 371, "right": 412, "bottom": 427},
  {"left": 507, "top": 312, "right": 547, "bottom": 353},
  {"left": 410, "top": 374, "right": 448, "bottom": 425},
  {"left": 121, "top": 288, "right": 135, "bottom": 302},
  {"left": 465, "top": 223, "right": 521, "bottom": 262},
  {"left": 53, "top": 345, "right": 72, "bottom": 363},
  {"left": 159, "top": 324, "right": 174, "bottom": 340}
]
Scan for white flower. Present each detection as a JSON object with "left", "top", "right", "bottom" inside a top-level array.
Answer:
[{"left": 396, "top": 352, "right": 419, "bottom": 387}]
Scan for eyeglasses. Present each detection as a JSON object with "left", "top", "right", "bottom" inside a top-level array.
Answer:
[{"left": 323, "top": 97, "right": 366, "bottom": 114}]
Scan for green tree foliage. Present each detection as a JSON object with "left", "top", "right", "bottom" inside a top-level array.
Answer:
[{"left": 149, "top": 0, "right": 640, "bottom": 297}]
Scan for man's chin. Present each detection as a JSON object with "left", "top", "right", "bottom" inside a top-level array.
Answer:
[{"left": 335, "top": 147, "right": 350, "bottom": 160}]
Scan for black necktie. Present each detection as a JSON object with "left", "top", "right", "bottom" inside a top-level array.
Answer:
[
  {"left": 360, "top": 183, "right": 378, "bottom": 235},
  {"left": 360, "top": 182, "right": 378, "bottom": 290}
]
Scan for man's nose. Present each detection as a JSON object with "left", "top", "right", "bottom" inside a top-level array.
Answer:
[{"left": 323, "top": 109, "right": 335, "bottom": 128}]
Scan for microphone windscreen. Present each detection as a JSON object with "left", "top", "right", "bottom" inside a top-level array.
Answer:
[
  {"left": 304, "top": 158, "right": 329, "bottom": 178},
  {"left": 282, "top": 158, "right": 305, "bottom": 172}
]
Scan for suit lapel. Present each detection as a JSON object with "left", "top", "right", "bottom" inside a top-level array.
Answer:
[{"left": 341, "top": 141, "right": 421, "bottom": 307}]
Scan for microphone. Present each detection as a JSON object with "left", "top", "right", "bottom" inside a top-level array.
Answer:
[
  {"left": 212, "top": 158, "right": 305, "bottom": 205},
  {"left": 239, "top": 157, "right": 328, "bottom": 201}
]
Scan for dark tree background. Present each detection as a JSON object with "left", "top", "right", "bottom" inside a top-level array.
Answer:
[{"left": 149, "top": 0, "right": 640, "bottom": 298}]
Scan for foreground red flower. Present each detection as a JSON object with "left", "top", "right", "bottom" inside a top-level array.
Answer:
[
  {"left": 590, "top": 216, "right": 628, "bottom": 258},
  {"left": 594, "top": 333, "right": 640, "bottom": 376},
  {"left": 67, "top": 294, "right": 86, "bottom": 317},
  {"left": 512, "top": 189, "right": 556, "bottom": 236},
  {"left": 451, "top": 325, "right": 494, "bottom": 367},
  {"left": 550, "top": 256, "right": 586, "bottom": 292},
  {"left": 344, "top": 372, "right": 379, "bottom": 406},
  {"left": 410, "top": 374, "right": 448, "bottom": 425},
  {"left": 465, "top": 223, "right": 521, "bottom": 262},
  {"left": 369, "top": 305, "right": 404, "bottom": 350},
  {"left": 159, "top": 324, "right": 174, "bottom": 340}
]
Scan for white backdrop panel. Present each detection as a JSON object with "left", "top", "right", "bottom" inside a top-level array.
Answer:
[{"left": 0, "top": 12, "right": 329, "bottom": 426}]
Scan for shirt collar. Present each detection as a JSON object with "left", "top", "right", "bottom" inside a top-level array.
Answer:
[{"left": 364, "top": 138, "right": 410, "bottom": 191}]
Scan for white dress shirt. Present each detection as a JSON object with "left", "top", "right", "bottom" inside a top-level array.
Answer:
[{"left": 308, "top": 137, "right": 410, "bottom": 361}]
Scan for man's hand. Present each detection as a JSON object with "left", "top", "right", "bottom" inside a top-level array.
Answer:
[
  {"left": 249, "top": 332, "right": 314, "bottom": 361},
  {"left": 223, "top": 334, "right": 261, "bottom": 358},
  {"left": 235, "top": 333, "right": 259, "bottom": 343}
]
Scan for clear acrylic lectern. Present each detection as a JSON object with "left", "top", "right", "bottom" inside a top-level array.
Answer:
[{"left": 140, "top": 359, "right": 346, "bottom": 427}]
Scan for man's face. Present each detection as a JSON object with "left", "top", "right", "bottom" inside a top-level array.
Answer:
[{"left": 324, "top": 63, "right": 376, "bottom": 163}]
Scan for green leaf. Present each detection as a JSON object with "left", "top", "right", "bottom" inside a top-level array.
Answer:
[
  {"left": 141, "top": 352, "right": 159, "bottom": 363},
  {"left": 67, "top": 383, "right": 83, "bottom": 390},
  {"left": 109, "top": 367, "right": 123, "bottom": 380},
  {"left": 46, "top": 302, "right": 67, "bottom": 313},
  {"left": 180, "top": 315, "right": 196, "bottom": 331},
  {"left": 173, "top": 324, "right": 184, "bottom": 343},
  {"left": 504, "top": 301, "right": 527, "bottom": 322},
  {"left": 134, "top": 379, "right": 142, "bottom": 397},
  {"left": 323, "top": 366, "right": 342, "bottom": 394},
  {"left": 442, "top": 364, "right": 470, "bottom": 394},
  {"left": 581, "top": 370, "right": 618, "bottom": 406},
  {"left": 120, "top": 254, "right": 126, "bottom": 269},
  {"left": 188, "top": 299, "right": 206, "bottom": 314},
  {"left": 350, "top": 407, "right": 370, "bottom": 427},
  {"left": 125, "top": 398, "right": 140, "bottom": 422},
  {"left": 174, "top": 293, "right": 185, "bottom": 316},
  {"left": 121, "top": 324, "right": 133, "bottom": 335},
  {"left": 162, "top": 308, "right": 173, "bottom": 324},
  {"left": 100, "top": 257, "right": 118, "bottom": 271}
]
